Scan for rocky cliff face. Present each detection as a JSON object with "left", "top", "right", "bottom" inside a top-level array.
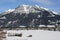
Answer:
[{"left": 0, "top": 5, "right": 60, "bottom": 28}]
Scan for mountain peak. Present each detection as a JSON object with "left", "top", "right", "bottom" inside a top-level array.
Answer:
[
  {"left": 0, "top": 5, "right": 60, "bottom": 29},
  {"left": 5, "top": 9, "right": 15, "bottom": 13},
  {"left": 0, "top": 5, "right": 59, "bottom": 15},
  {"left": 15, "top": 5, "right": 42, "bottom": 14}
]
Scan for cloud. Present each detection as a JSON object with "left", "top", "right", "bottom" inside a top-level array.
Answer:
[{"left": 31, "top": 0, "right": 53, "bottom": 5}]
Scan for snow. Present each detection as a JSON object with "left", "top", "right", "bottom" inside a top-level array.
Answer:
[
  {"left": 44, "top": 8, "right": 49, "bottom": 11},
  {"left": 15, "top": 4, "right": 59, "bottom": 15},
  {"left": 3, "top": 30, "right": 60, "bottom": 40},
  {"left": 39, "top": 25, "right": 45, "bottom": 27},
  {"left": 37, "top": 15, "right": 41, "bottom": 18},
  {"left": 23, "top": 5, "right": 29, "bottom": 14},
  {"left": 35, "top": 5, "right": 40, "bottom": 8},
  {"left": 5, "top": 9, "right": 15, "bottom": 13},
  {"left": 15, "top": 4, "right": 30, "bottom": 14},
  {"left": 41, "top": 7, "right": 49, "bottom": 11},
  {"left": 53, "top": 11, "right": 58, "bottom": 15},
  {"left": 47, "top": 25, "right": 55, "bottom": 27},
  {"left": 19, "top": 26, "right": 26, "bottom": 27},
  {"left": 0, "top": 16, "right": 6, "bottom": 19},
  {"left": 6, "top": 21, "right": 12, "bottom": 26}
]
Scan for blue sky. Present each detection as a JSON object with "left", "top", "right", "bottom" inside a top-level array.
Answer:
[{"left": 0, "top": 0, "right": 60, "bottom": 13}]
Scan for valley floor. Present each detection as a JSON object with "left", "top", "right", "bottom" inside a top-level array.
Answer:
[{"left": 0, "top": 29, "right": 60, "bottom": 40}]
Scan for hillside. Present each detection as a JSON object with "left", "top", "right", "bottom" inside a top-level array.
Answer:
[{"left": 0, "top": 5, "right": 60, "bottom": 31}]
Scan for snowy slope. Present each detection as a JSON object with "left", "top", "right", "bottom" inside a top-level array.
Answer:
[{"left": 4, "top": 30, "right": 60, "bottom": 40}]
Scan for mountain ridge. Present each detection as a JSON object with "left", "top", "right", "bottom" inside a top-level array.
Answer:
[{"left": 0, "top": 5, "right": 60, "bottom": 29}]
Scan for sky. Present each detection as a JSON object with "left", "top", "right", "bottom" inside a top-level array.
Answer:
[{"left": 0, "top": 0, "right": 60, "bottom": 13}]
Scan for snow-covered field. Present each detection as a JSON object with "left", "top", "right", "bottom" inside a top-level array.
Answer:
[{"left": 4, "top": 30, "right": 60, "bottom": 40}]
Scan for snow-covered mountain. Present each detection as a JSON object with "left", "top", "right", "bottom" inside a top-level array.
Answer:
[
  {"left": 14, "top": 5, "right": 43, "bottom": 14},
  {"left": 0, "top": 5, "right": 60, "bottom": 30}
]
